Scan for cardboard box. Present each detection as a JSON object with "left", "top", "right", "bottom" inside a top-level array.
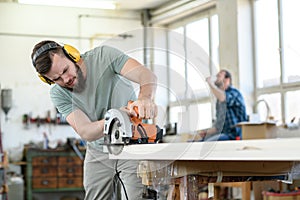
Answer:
[{"left": 236, "top": 122, "right": 277, "bottom": 140}]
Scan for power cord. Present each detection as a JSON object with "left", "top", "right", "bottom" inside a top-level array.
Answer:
[{"left": 114, "top": 160, "right": 129, "bottom": 200}]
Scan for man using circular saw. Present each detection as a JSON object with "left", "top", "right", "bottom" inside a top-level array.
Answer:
[{"left": 31, "top": 40, "right": 157, "bottom": 200}]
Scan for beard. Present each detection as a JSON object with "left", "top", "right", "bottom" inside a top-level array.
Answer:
[
  {"left": 214, "top": 79, "right": 224, "bottom": 88},
  {"left": 73, "top": 64, "right": 86, "bottom": 93},
  {"left": 65, "top": 64, "right": 86, "bottom": 93}
]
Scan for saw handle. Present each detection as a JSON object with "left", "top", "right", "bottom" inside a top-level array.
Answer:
[
  {"left": 127, "top": 100, "right": 142, "bottom": 123},
  {"left": 128, "top": 100, "right": 139, "bottom": 115}
]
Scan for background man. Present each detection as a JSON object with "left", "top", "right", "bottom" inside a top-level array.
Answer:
[{"left": 199, "top": 69, "right": 247, "bottom": 141}]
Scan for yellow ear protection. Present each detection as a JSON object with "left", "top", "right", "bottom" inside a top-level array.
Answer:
[
  {"left": 32, "top": 42, "right": 81, "bottom": 85},
  {"left": 62, "top": 44, "right": 81, "bottom": 63}
]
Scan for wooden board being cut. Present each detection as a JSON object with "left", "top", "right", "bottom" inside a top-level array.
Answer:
[{"left": 109, "top": 138, "right": 300, "bottom": 161}]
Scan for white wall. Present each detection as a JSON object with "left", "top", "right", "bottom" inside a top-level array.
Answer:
[
  {"left": 217, "top": 0, "right": 239, "bottom": 85},
  {"left": 0, "top": 2, "right": 142, "bottom": 154},
  {"left": 237, "top": 0, "right": 254, "bottom": 114},
  {"left": 217, "top": 0, "right": 254, "bottom": 114}
]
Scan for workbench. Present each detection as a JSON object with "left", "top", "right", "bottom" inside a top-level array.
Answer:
[{"left": 109, "top": 138, "right": 300, "bottom": 199}]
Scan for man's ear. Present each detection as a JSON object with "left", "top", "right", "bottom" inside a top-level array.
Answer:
[{"left": 225, "top": 77, "right": 231, "bottom": 86}]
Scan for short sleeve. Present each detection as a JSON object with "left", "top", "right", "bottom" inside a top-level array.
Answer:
[
  {"left": 101, "top": 45, "right": 130, "bottom": 74},
  {"left": 50, "top": 85, "right": 73, "bottom": 118}
]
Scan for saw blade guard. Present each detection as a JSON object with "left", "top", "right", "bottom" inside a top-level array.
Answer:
[{"left": 104, "top": 109, "right": 133, "bottom": 144}]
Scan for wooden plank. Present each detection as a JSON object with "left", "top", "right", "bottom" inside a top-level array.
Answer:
[{"left": 109, "top": 138, "right": 300, "bottom": 161}]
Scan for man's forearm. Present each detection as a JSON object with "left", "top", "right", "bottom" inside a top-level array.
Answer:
[
  {"left": 120, "top": 58, "right": 157, "bottom": 118},
  {"left": 121, "top": 58, "right": 157, "bottom": 100},
  {"left": 77, "top": 119, "right": 105, "bottom": 142},
  {"left": 209, "top": 84, "right": 226, "bottom": 102},
  {"left": 139, "top": 81, "right": 157, "bottom": 100},
  {"left": 66, "top": 110, "right": 105, "bottom": 142}
]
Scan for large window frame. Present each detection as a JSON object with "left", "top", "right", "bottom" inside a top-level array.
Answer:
[
  {"left": 165, "top": 7, "right": 220, "bottom": 132},
  {"left": 253, "top": 0, "right": 300, "bottom": 124}
]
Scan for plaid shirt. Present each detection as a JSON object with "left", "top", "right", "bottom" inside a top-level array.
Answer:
[{"left": 214, "top": 86, "right": 247, "bottom": 138}]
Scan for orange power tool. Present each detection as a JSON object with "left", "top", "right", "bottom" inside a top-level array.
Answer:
[{"left": 103, "top": 101, "right": 163, "bottom": 155}]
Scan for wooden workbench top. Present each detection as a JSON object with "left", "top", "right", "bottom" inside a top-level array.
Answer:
[{"left": 109, "top": 138, "right": 300, "bottom": 161}]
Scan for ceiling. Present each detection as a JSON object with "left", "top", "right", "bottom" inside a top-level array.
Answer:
[
  {"left": 0, "top": 0, "right": 176, "bottom": 10},
  {"left": 115, "top": 0, "right": 174, "bottom": 10}
]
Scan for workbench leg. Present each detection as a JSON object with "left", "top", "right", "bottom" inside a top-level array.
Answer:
[
  {"left": 167, "top": 180, "right": 181, "bottom": 200},
  {"left": 214, "top": 186, "right": 220, "bottom": 200},
  {"left": 241, "top": 182, "right": 251, "bottom": 200}
]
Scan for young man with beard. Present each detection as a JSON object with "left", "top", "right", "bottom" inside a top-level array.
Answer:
[
  {"left": 199, "top": 69, "right": 247, "bottom": 141},
  {"left": 31, "top": 40, "right": 157, "bottom": 199}
]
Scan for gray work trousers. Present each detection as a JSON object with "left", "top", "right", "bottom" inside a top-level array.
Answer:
[{"left": 83, "top": 144, "right": 144, "bottom": 200}]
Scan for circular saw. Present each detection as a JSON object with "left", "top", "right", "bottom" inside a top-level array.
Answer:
[{"left": 103, "top": 102, "right": 163, "bottom": 155}]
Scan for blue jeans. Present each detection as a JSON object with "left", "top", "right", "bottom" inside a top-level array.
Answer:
[{"left": 203, "top": 133, "right": 236, "bottom": 141}]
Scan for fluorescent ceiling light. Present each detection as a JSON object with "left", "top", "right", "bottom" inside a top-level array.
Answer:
[{"left": 18, "top": 0, "right": 116, "bottom": 10}]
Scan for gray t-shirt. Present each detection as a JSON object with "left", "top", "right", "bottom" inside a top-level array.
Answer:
[{"left": 50, "top": 45, "right": 136, "bottom": 148}]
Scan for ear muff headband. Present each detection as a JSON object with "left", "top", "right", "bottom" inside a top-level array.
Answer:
[
  {"left": 32, "top": 42, "right": 60, "bottom": 66},
  {"left": 32, "top": 42, "right": 81, "bottom": 85},
  {"left": 63, "top": 44, "right": 81, "bottom": 63}
]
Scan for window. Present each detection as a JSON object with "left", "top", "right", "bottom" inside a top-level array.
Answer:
[
  {"left": 167, "top": 10, "right": 219, "bottom": 132},
  {"left": 186, "top": 19, "right": 210, "bottom": 96},
  {"left": 257, "top": 93, "right": 281, "bottom": 122},
  {"left": 169, "top": 27, "right": 185, "bottom": 101},
  {"left": 211, "top": 15, "right": 220, "bottom": 70},
  {"left": 281, "top": 0, "right": 300, "bottom": 83},
  {"left": 285, "top": 91, "right": 300, "bottom": 123},
  {"left": 169, "top": 103, "right": 212, "bottom": 133},
  {"left": 186, "top": 19, "right": 209, "bottom": 55},
  {"left": 254, "top": 0, "right": 280, "bottom": 88},
  {"left": 254, "top": 0, "right": 300, "bottom": 123}
]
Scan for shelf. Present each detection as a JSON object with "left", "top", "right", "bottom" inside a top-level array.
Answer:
[{"left": 25, "top": 148, "right": 85, "bottom": 200}]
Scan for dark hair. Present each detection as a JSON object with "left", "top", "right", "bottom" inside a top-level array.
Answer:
[
  {"left": 31, "top": 40, "right": 63, "bottom": 75},
  {"left": 221, "top": 69, "right": 232, "bottom": 85}
]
